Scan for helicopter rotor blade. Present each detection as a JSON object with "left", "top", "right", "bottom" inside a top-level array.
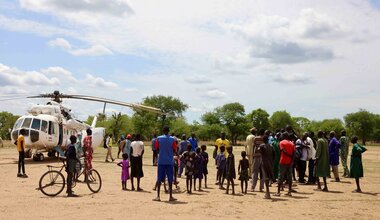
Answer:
[{"left": 28, "top": 93, "right": 168, "bottom": 116}]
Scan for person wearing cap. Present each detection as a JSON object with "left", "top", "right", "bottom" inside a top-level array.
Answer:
[
  {"left": 245, "top": 128, "right": 256, "bottom": 177},
  {"left": 123, "top": 134, "right": 132, "bottom": 160}
]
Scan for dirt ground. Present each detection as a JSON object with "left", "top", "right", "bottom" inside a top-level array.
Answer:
[{"left": 0, "top": 143, "right": 379, "bottom": 220}]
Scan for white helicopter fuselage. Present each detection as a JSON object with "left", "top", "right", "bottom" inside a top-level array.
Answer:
[{"left": 10, "top": 102, "right": 105, "bottom": 159}]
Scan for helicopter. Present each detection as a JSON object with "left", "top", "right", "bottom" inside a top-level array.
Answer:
[{"left": 9, "top": 90, "right": 166, "bottom": 161}]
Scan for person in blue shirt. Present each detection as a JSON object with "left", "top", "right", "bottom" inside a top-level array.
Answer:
[
  {"left": 153, "top": 126, "right": 178, "bottom": 202},
  {"left": 188, "top": 133, "right": 198, "bottom": 152}
]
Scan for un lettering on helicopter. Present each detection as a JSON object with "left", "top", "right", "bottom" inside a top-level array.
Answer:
[{"left": 7, "top": 91, "right": 166, "bottom": 161}]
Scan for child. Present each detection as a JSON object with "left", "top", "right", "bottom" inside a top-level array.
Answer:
[
  {"left": 350, "top": 136, "right": 367, "bottom": 193},
  {"left": 201, "top": 144, "right": 209, "bottom": 188},
  {"left": 214, "top": 145, "right": 218, "bottom": 184},
  {"left": 260, "top": 136, "right": 275, "bottom": 199},
  {"left": 182, "top": 144, "right": 195, "bottom": 193},
  {"left": 117, "top": 153, "right": 130, "bottom": 190},
  {"left": 225, "top": 146, "right": 236, "bottom": 195},
  {"left": 238, "top": 151, "right": 249, "bottom": 194},
  {"left": 193, "top": 148, "right": 204, "bottom": 191},
  {"left": 216, "top": 145, "right": 226, "bottom": 190}
]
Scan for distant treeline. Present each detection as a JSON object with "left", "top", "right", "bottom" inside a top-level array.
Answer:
[{"left": 1, "top": 96, "right": 379, "bottom": 145}]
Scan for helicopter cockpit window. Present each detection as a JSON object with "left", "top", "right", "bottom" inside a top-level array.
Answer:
[
  {"left": 31, "top": 118, "right": 41, "bottom": 130},
  {"left": 21, "top": 118, "right": 32, "bottom": 128},
  {"left": 41, "top": 120, "right": 48, "bottom": 133},
  {"left": 13, "top": 118, "right": 24, "bottom": 130}
]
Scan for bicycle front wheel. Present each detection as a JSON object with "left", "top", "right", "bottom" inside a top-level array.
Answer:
[
  {"left": 86, "top": 169, "right": 102, "bottom": 193},
  {"left": 39, "top": 170, "right": 66, "bottom": 197}
]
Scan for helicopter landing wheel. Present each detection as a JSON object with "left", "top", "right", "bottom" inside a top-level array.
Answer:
[{"left": 33, "top": 153, "right": 44, "bottom": 161}]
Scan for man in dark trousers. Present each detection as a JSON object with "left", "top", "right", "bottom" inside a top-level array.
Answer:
[{"left": 66, "top": 135, "right": 79, "bottom": 197}]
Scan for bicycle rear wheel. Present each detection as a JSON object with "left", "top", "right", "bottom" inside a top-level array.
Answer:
[
  {"left": 86, "top": 169, "right": 102, "bottom": 193},
  {"left": 39, "top": 170, "right": 66, "bottom": 197}
]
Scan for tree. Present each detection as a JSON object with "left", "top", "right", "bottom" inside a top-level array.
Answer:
[
  {"left": 170, "top": 118, "right": 191, "bottom": 136},
  {"left": 132, "top": 95, "right": 188, "bottom": 138},
  {"left": 216, "top": 102, "right": 248, "bottom": 145},
  {"left": 344, "top": 109, "right": 376, "bottom": 145},
  {"left": 270, "top": 111, "right": 293, "bottom": 131},
  {"left": 247, "top": 108, "right": 270, "bottom": 131},
  {"left": 292, "top": 116, "right": 311, "bottom": 134},
  {"left": 308, "top": 119, "right": 344, "bottom": 134},
  {"left": 0, "top": 111, "right": 19, "bottom": 140}
]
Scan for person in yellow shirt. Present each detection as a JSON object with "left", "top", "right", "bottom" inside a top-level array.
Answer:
[
  {"left": 105, "top": 134, "right": 115, "bottom": 162},
  {"left": 215, "top": 132, "right": 230, "bottom": 157},
  {"left": 214, "top": 132, "right": 230, "bottom": 184},
  {"left": 17, "top": 129, "right": 28, "bottom": 178}
]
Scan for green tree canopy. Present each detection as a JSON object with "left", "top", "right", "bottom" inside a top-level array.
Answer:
[
  {"left": 270, "top": 110, "right": 293, "bottom": 131},
  {"left": 344, "top": 109, "right": 376, "bottom": 145},
  {"left": 133, "top": 95, "right": 188, "bottom": 138},
  {"left": 247, "top": 108, "right": 270, "bottom": 131},
  {"left": 0, "top": 112, "right": 19, "bottom": 139}
]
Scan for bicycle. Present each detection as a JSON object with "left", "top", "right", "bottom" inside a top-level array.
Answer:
[{"left": 38, "top": 157, "right": 102, "bottom": 197}]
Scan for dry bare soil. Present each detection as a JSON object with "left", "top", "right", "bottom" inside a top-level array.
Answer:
[{"left": 0, "top": 142, "right": 379, "bottom": 220}]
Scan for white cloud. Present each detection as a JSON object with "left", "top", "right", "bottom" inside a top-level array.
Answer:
[
  {"left": 0, "top": 63, "right": 60, "bottom": 86},
  {"left": 85, "top": 74, "right": 119, "bottom": 89},
  {"left": 272, "top": 73, "right": 312, "bottom": 84},
  {"left": 206, "top": 89, "right": 226, "bottom": 99},
  {"left": 48, "top": 38, "right": 113, "bottom": 56},
  {"left": 223, "top": 10, "right": 337, "bottom": 64},
  {"left": 20, "top": 0, "right": 134, "bottom": 17},
  {"left": 124, "top": 88, "right": 139, "bottom": 93},
  {"left": 40, "top": 66, "right": 78, "bottom": 82},
  {"left": 184, "top": 75, "right": 211, "bottom": 84},
  {"left": 0, "top": 14, "right": 76, "bottom": 38}
]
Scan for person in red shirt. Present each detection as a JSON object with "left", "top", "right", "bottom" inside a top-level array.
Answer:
[{"left": 274, "top": 132, "right": 295, "bottom": 197}]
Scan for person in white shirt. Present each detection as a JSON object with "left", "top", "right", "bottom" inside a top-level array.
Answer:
[
  {"left": 307, "top": 132, "right": 317, "bottom": 184},
  {"left": 130, "top": 134, "right": 144, "bottom": 191},
  {"left": 296, "top": 133, "right": 310, "bottom": 183}
]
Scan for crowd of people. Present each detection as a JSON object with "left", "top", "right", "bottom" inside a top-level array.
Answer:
[{"left": 15, "top": 124, "right": 368, "bottom": 200}]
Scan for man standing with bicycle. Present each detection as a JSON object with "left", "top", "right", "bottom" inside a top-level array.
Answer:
[{"left": 66, "top": 135, "right": 80, "bottom": 197}]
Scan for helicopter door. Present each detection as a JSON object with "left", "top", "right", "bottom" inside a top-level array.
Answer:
[
  {"left": 58, "top": 123, "right": 63, "bottom": 146},
  {"left": 48, "top": 121, "right": 58, "bottom": 146}
]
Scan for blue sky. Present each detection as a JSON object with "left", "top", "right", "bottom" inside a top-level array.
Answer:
[{"left": 0, "top": 0, "right": 380, "bottom": 123}]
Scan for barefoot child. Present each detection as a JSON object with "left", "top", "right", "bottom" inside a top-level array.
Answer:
[
  {"left": 238, "top": 151, "right": 249, "bottom": 194},
  {"left": 216, "top": 145, "right": 227, "bottom": 190},
  {"left": 350, "top": 136, "right": 367, "bottom": 193},
  {"left": 260, "top": 136, "right": 275, "bottom": 199},
  {"left": 225, "top": 146, "right": 236, "bottom": 195},
  {"left": 117, "top": 153, "right": 130, "bottom": 190},
  {"left": 200, "top": 144, "right": 209, "bottom": 188},
  {"left": 193, "top": 148, "right": 204, "bottom": 191}
]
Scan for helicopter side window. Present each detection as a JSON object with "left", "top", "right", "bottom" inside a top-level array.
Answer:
[
  {"left": 48, "top": 121, "right": 56, "bottom": 135},
  {"left": 13, "top": 118, "right": 24, "bottom": 130},
  {"left": 31, "top": 118, "right": 41, "bottom": 130},
  {"left": 21, "top": 118, "right": 32, "bottom": 128},
  {"left": 41, "top": 120, "right": 48, "bottom": 133}
]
